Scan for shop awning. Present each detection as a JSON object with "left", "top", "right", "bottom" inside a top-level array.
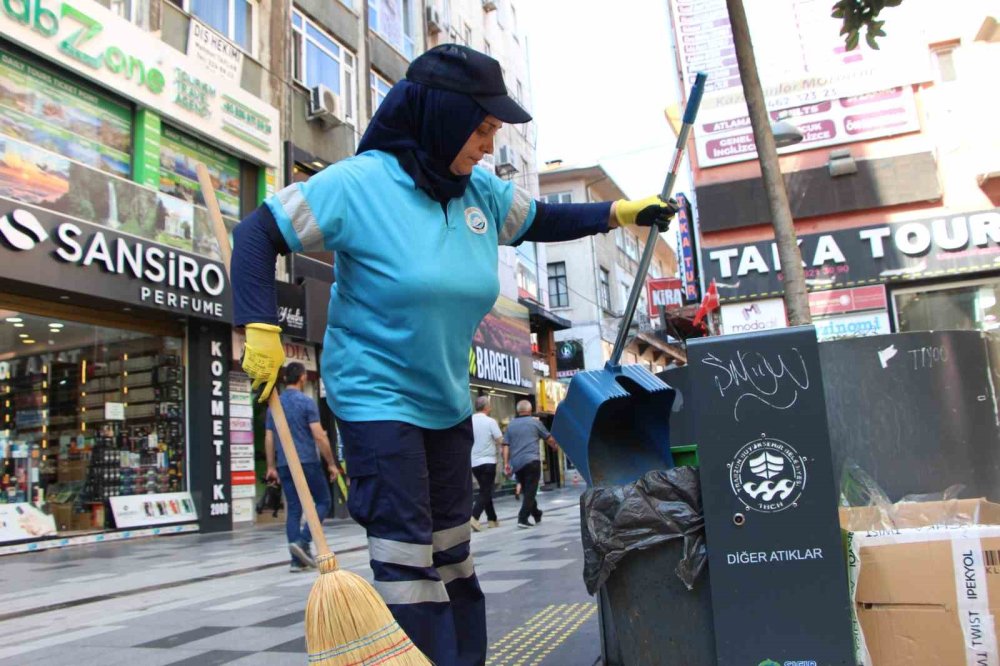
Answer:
[{"left": 519, "top": 298, "right": 572, "bottom": 331}]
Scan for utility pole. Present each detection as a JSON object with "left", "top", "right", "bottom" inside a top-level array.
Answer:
[{"left": 725, "top": 0, "right": 812, "bottom": 325}]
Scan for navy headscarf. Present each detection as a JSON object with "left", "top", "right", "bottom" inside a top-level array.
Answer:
[{"left": 357, "top": 80, "right": 487, "bottom": 204}]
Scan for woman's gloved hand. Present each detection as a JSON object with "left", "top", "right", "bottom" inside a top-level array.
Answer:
[
  {"left": 242, "top": 323, "right": 284, "bottom": 402},
  {"left": 614, "top": 195, "right": 679, "bottom": 231}
]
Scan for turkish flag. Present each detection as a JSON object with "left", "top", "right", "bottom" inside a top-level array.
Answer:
[{"left": 692, "top": 279, "right": 720, "bottom": 328}]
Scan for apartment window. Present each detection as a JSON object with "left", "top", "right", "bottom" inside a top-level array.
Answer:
[
  {"left": 548, "top": 262, "right": 569, "bottom": 308},
  {"left": 187, "top": 0, "right": 256, "bottom": 55},
  {"left": 484, "top": 39, "right": 491, "bottom": 56},
  {"left": 464, "top": 23, "right": 472, "bottom": 46},
  {"left": 370, "top": 0, "right": 416, "bottom": 59},
  {"left": 934, "top": 47, "right": 958, "bottom": 83},
  {"left": 371, "top": 71, "right": 392, "bottom": 115},
  {"left": 511, "top": 4, "right": 518, "bottom": 40},
  {"left": 650, "top": 259, "right": 663, "bottom": 279},
  {"left": 516, "top": 79, "right": 524, "bottom": 104},
  {"left": 599, "top": 268, "right": 612, "bottom": 312},
  {"left": 542, "top": 192, "right": 572, "bottom": 204},
  {"left": 516, "top": 242, "right": 539, "bottom": 299},
  {"left": 292, "top": 9, "right": 357, "bottom": 124}
]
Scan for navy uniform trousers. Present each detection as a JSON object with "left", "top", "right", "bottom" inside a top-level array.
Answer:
[{"left": 338, "top": 417, "right": 486, "bottom": 666}]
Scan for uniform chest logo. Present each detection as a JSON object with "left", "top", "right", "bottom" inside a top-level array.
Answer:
[{"left": 465, "top": 207, "right": 488, "bottom": 234}]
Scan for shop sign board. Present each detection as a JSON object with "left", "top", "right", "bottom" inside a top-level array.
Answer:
[
  {"left": 669, "top": 0, "right": 930, "bottom": 167},
  {"left": 808, "top": 285, "right": 887, "bottom": 317},
  {"left": 104, "top": 401, "right": 125, "bottom": 421},
  {"left": 283, "top": 341, "right": 317, "bottom": 372},
  {"left": 675, "top": 194, "right": 700, "bottom": 302},
  {"left": 230, "top": 444, "right": 254, "bottom": 458},
  {"left": 230, "top": 430, "right": 253, "bottom": 444},
  {"left": 555, "top": 339, "right": 585, "bottom": 379},
  {"left": 187, "top": 18, "right": 244, "bottom": 85},
  {"left": 703, "top": 208, "right": 1000, "bottom": 302},
  {"left": 470, "top": 296, "right": 534, "bottom": 392},
  {"left": 0, "top": 503, "right": 57, "bottom": 542},
  {"left": 231, "top": 470, "right": 255, "bottom": 485},
  {"left": 719, "top": 298, "right": 787, "bottom": 335},
  {"left": 231, "top": 484, "right": 255, "bottom": 499},
  {"left": 232, "top": 497, "right": 254, "bottom": 523},
  {"left": 0, "top": 0, "right": 279, "bottom": 166},
  {"left": 230, "top": 457, "right": 254, "bottom": 472},
  {"left": 109, "top": 491, "right": 197, "bottom": 529},
  {"left": 0, "top": 201, "right": 231, "bottom": 320},
  {"left": 276, "top": 281, "right": 307, "bottom": 338},
  {"left": 814, "top": 310, "right": 891, "bottom": 341},
  {"left": 687, "top": 326, "right": 853, "bottom": 664},
  {"left": 646, "top": 277, "right": 685, "bottom": 318}
]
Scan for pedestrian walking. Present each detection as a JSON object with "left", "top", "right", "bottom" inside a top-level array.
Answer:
[
  {"left": 503, "top": 401, "right": 557, "bottom": 529},
  {"left": 232, "top": 43, "right": 676, "bottom": 665},
  {"left": 264, "top": 362, "right": 340, "bottom": 572},
  {"left": 470, "top": 396, "right": 503, "bottom": 531}
]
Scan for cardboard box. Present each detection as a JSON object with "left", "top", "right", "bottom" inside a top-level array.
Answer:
[
  {"left": 843, "top": 499, "right": 1000, "bottom": 666},
  {"left": 57, "top": 459, "right": 88, "bottom": 483}
]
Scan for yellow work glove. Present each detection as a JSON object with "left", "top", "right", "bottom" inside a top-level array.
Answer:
[
  {"left": 242, "top": 323, "right": 284, "bottom": 402},
  {"left": 614, "top": 195, "right": 679, "bottom": 231}
]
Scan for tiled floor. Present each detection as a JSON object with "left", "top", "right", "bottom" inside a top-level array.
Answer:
[{"left": 0, "top": 487, "right": 600, "bottom": 665}]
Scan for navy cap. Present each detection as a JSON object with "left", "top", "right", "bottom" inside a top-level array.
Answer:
[{"left": 406, "top": 44, "right": 532, "bottom": 124}]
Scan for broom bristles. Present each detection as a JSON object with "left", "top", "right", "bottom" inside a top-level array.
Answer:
[{"left": 306, "top": 555, "right": 432, "bottom": 665}]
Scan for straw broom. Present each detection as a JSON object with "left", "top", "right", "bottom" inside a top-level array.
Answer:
[{"left": 195, "top": 163, "right": 430, "bottom": 665}]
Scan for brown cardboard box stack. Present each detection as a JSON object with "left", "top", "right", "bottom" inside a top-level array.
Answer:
[{"left": 842, "top": 498, "right": 1000, "bottom": 666}]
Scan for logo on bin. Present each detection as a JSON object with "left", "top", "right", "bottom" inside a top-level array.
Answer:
[{"left": 729, "top": 435, "right": 806, "bottom": 513}]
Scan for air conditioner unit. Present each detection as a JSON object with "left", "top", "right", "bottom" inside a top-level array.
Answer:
[
  {"left": 495, "top": 145, "right": 517, "bottom": 178},
  {"left": 307, "top": 85, "right": 343, "bottom": 129},
  {"left": 482, "top": 0, "right": 497, "bottom": 12},
  {"left": 425, "top": 6, "right": 442, "bottom": 34}
]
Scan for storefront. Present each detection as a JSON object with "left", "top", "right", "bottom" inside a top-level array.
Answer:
[
  {"left": 0, "top": 0, "right": 279, "bottom": 550},
  {"left": 704, "top": 208, "right": 1000, "bottom": 337}
]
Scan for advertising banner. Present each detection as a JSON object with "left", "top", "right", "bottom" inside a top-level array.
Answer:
[
  {"left": 0, "top": 0, "right": 279, "bottom": 165},
  {"left": 719, "top": 298, "right": 787, "bottom": 335},
  {"left": 669, "top": 0, "right": 930, "bottom": 167},
  {"left": 675, "top": 194, "right": 700, "bottom": 303},
  {"left": 646, "top": 277, "right": 685, "bottom": 318},
  {"left": 470, "top": 296, "right": 534, "bottom": 392},
  {"left": 703, "top": 208, "right": 1000, "bottom": 301},
  {"left": 109, "top": 492, "right": 197, "bottom": 529},
  {"left": 0, "top": 503, "right": 57, "bottom": 542},
  {"left": 556, "top": 339, "right": 585, "bottom": 379},
  {"left": 187, "top": 18, "right": 244, "bottom": 85}
]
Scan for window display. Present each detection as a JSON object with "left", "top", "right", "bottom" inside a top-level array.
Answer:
[
  {"left": 0, "top": 311, "right": 185, "bottom": 536},
  {"left": 894, "top": 278, "right": 1000, "bottom": 333}
]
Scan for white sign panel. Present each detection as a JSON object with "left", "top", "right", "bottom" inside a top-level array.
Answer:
[
  {"left": 720, "top": 298, "right": 788, "bottom": 335},
  {"left": 187, "top": 18, "right": 244, "bottom": 85},
  {"left": 232, "top": 498, "right": 254, "bottom": 523},
  {"left": 670, "top": 0, "right": 931, "bottom": 167},
  {"left": 109, "top": 492, "right": 197, "bottom": 529},
  {"left": 815, "top": 311, "right": 891, "bottom": 341},
  {"left": 230, "top": 457, "right": 255, "bottom": 472},
  {"left": 231, "top": 484, "right": 256, "bottom": 500},
  {"left": 230, "top": 444, "right": 254, "bottom": 458},
  {"left": 104, "top": 401, "right": 125, "bottom": 421},
  {"left": 0, "top": 0, "right": 279, "bottom": 166},
  {"left": 0, "top": 503, "right": 57, "bottom": 542}
]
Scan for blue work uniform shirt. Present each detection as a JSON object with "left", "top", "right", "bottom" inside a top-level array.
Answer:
[
  {"left": 265, "top": 150, "right": 536, "bottom": 429},
  {"left": 265, "top": 387, "right": 321, "bottom": 467}
]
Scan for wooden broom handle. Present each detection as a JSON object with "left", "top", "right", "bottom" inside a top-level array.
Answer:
[{"left": 196, "top": 163, "right": 332, "bottom": 557}]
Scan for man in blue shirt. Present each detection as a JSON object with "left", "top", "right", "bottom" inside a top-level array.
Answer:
[{"left": 264, "top": 362, "right": 339, "bottom": 572}]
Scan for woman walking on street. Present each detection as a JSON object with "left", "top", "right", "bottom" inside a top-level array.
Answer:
[{"left": 231, "top": 44, "right": 676, "bottom": 666}]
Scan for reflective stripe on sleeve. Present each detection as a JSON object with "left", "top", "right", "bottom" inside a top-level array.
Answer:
[
  {"left": 275, "top": 184, "right": 324, "bottom": 252},
  {"left": 437, "top": 554, "right": 475, "bottom": 584},
  {"left": 499, "top": 185, "right": 532, "bottom": 245},
  {"left": 432, "top": 523, "right": 471, "bottom": 553},
  {"left": 375, "top": 579, "right": 450, "bottom": 605},
  {"left": 368, "top": 537, "right": 433, "bottom": 568}
]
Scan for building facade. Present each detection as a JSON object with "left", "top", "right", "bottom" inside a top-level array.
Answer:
[
  {"left": 667, "top": 0, "right": 1000, "bottom": 339},
  {"left": 539, "top": 163, "right": 680, "bottom": 379}
]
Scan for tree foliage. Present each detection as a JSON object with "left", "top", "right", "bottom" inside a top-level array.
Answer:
[{"left": 831, "top": 0, "right": 904, "bottom": 50}]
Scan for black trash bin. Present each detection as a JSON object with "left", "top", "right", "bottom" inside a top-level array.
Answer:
[{"left": 581, "top": 468, "right": 716, "bottom": 666}]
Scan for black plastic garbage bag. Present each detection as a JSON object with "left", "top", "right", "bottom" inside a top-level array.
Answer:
[{"left": 581, "top": 467, "right": 706, "bottom": 595}]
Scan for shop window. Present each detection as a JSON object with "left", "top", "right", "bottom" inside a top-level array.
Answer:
[
  {"left": 369, "top": 0, "right": 416, "bottom": 59},
  {"left": 548, "top": 262, "right": 569, "bottom": 308},
  {"left": 0, "top": 312, "right": 186, "bottom": 534},
  {"left": 894, "top": 279, "right": 1000, "bottom": 333},
  {"left": 292, "top": 9, "right": 357, "bottom": 125},
  {"left": 0, "top": 47, "right": 132, "bottom": 181},
  {"left": 186, "top": 0, "right": 257, "bottom": 56},
  {"left": 371, "top": 72, "right": 393, "bottom": 116},
  {"left": 157, "top": 125, "right": 243, "bottom": 259}
]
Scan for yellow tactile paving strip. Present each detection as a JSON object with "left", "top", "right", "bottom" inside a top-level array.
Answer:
[{"left": 485, "top": 602, "right": 597, "bottom": 666}]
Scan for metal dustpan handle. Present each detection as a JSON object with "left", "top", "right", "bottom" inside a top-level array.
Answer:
[{"left": 609, "top": 72, "right": 707, "bottom": 368}]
